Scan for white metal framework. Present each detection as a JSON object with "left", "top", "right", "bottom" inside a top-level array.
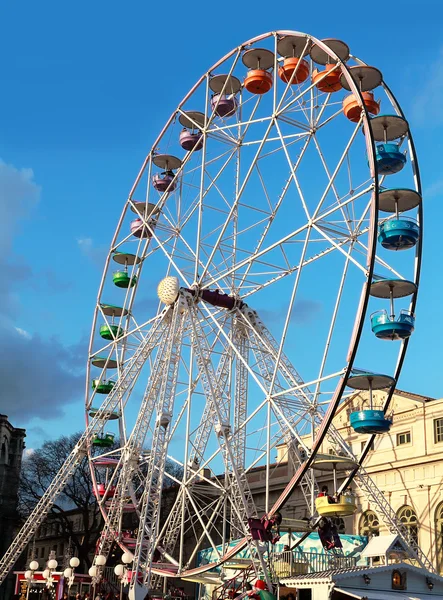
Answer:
[{"left": 0, "top": 30, "right": 425, "bottom": 592}]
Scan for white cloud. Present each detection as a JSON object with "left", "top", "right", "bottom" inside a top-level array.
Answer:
[
  {"left": 0, "top": 325, "right": 86, "bottom": 422},
  {"left": 0, "top": 161, "right": 85, "bottom": 423},
  {"left": 77, "top": 237, "right": 93, "bottom": 251},
  {"left": 0, "top": 159, "right": 41, "bottom": 254},
  {"left": 77, "top": 236, "right": 107, "bottom": 267},
  {"left": 15, "top": 327, "right": 31, "bottom": 339},
  {"left": 24, "top": 448, "right": 35, "bottom": 457},
  {"left": 0, "top": 159, "right": 40, "bottom": 317}
]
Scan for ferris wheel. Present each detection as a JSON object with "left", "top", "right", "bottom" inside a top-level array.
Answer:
[{"left": 0, "top": 30, "right": 426, "bottom": 595}]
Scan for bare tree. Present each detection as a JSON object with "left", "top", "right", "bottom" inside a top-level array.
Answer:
[
  {"left": 19, "top": 433, "right": 185, "bottom": 570},
  {"left": 19, "top": 432, "right": 102, "bottom": 570}
]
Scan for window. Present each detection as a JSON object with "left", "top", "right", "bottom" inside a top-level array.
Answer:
[
  {"left": 333, "top": 517, "right": 345, "bottom": 534},
  {"left": 398, "top": 506, "right": 419, "bottom": 550},
  {"left": 392, "top": 569, "right": 407, "bottom": 590},
  {"left": 1, "top": 441, "right": 6, "bottom": 463},
  {"left": 397, "top": 431, "right": 411, "bottom": 446},
  {"left": 361, "top": 440, "right": 374, "bottom": 453},
  {"left": 435, "top": 419, "right": 443, "bottom": 443},
  {"left": 359, "top": 510, "right": 380, "bottom": 539}
]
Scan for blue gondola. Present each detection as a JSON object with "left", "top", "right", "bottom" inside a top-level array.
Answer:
[
  {"left": 378, "top": 218, "right": 420, "bottom": 250},
  {"left": 350, "top": 409, "right": 392, "bottom": 434},
  {"left": 375, "top": 143, "right": 406, "bottom": 175},
  {"left": 347, "top": 372, "right": 394, "bottom": 435},
  {"left": 371, "top": 309, "right": 415, "bottom": 340}
]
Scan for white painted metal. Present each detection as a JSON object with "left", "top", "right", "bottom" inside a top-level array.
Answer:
[
  {"left": 0, "top": 29, "right": 425, "bottom": 591},
  {"left": 131, "top": 298, "right": 187, "bottom": 590}
]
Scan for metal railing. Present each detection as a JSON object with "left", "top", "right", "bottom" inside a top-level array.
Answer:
[
  {"left": 271, "top": 550, "right": 358, "bottom": 579},
  {"left": 101, "top": 567, "right": 121, "bottom": 594}
]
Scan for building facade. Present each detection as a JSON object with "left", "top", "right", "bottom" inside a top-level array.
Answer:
[
  {"left": 24, "top": 504, "right": 126, "bottom": 573},
  {"left": 0, "top": 415, "right": 26, "bottom": 600},
  {"left": 275, "top": 389, "right": 443, "bottom": 573},
  {"left": 25, "top": 509, "right": 86, "bottom": 568}
]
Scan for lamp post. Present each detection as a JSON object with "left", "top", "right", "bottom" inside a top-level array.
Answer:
[
  {"left": 43, "top": 552, "right": 58, "bottom": 589},
  {"left": 64, "top": 556, "right": 80, "bottom": 590},
  {"left": 114, "top": 553, "right": 133, "bottom": 598},
  {"left": 89, "top": 555, "right": 107, "bottom": 599},
  {"left": 25, "top": 560, "right": 39, "bottom": 600}
]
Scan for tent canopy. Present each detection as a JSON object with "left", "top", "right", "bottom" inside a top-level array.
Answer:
[{"left": 361, "top": 535, "right": 409, "bottom": 559}]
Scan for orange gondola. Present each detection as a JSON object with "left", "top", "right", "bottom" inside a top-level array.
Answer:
[
  {"left": 343, "top": 92, "right": 380, "bottom": 122},
  {"left": 312, "top": 63, "right": 342, "bottom": 93},
  {"left": 244, "top": 69, "right": 273, "bottom": 94},
  {"left": 278, "top": 57, "right": 309, "bottom": 84},
  {"left": 243, "top": 48, "right": 275, "bottom": 95}
]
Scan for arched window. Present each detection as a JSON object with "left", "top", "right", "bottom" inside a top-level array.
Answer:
[
  {"left": 392, "top": 569, "right": 407, "bottom": 590},
  {"left": 0, "top": 436, "right": 8, "bottom": 464},
  {"left": 397, "top": 505, "right": 419, "bottom": 549},
  {"left": 435, "top": 503, "right": 443, "bottom": 573},
  {"left": 359, "top": 510, "right": 380, "bottom": 538},
  {"left": 333, "top": 517, "right": 345, "bottom": 534}
]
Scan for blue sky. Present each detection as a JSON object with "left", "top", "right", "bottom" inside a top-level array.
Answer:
[{"left": 1, "top": 0, "right": 442, "bottom": 450}]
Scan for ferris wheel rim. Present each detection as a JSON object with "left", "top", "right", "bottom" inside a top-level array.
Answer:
[{"left": 83, "top": 30, "right": 422, "bottom": 581}]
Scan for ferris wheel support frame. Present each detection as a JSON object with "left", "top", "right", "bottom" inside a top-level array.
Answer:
[
  {"left": 185, "top": 298, "right": 272, "bottom": 585},
  {"left": 95, "top": 317, "right": 175, "bottom": 559},
  {"left": 131, "top": 299, "right": 187, "bottom": 591},
  {"left": 93, "top": 32, "right": 426, "bottom": 583},
  {"left": 137, "top": 297, "right": 274, "bottom": 593},
  {"left": 150, "top": 330, "right": 245, "bottom": 589}
]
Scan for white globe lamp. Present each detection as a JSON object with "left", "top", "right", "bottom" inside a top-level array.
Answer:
[
  {"left": 43, "top": 569, "right": 50, "bottom": 579},
  {"left": 121, "top": 552, "right": 133, "bottom": 564},
  {"left": 88, "top": 566, "right": 98, "bottom": 577},
  {"left": 95, "top": 555, "right": 106, "bottom": 567},
  {"left": 48, "top": 559, "right": 58, "bottom": 570},
  {"left": 64, "top": 568, "right": 73, "bottom": 578},
  {"left": 69, "top": 557, "right": 80, "bottom": 568},
  {"left": 114, "top": 564, "right": 125, "bottom": 577},
  {"left": 24, "top": 571, "right": 32, "bottom": 581},
  {"left": 29, "top": 561, "right": 39, "bottom": 572}
]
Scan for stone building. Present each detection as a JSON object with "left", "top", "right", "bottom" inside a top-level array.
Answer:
[
  {"left": 274, "top": 388, "right": 443, "bottom": 572},
  {"left": 24, "top": 509, "right": 90, "bottom": 568},
  {"left": 0, "top": 414, "right": 26, "bottom": 600}
]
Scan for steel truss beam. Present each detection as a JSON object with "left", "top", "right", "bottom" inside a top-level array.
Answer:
[
  {"left": 97, "top": 319, "right": 173, "bottom": 558},
  {"left": 187, "top": 300, "right": 272, "bottom": 586},
  {"left": 241, "top": 307, "right": 319, "bottom": 514},
  {"left": 131, "top": 299, "right": 187, "bottom": 591},
  {"left": 151, "top": 323, "right": 234, "bottom": 584}
]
